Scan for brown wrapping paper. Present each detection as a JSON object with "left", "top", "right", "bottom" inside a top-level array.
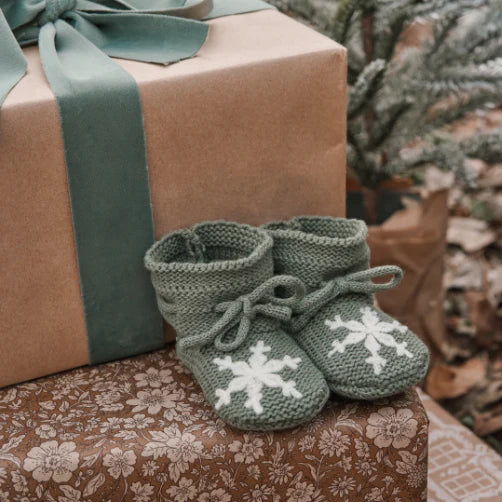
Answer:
[
  {"left": 0, "top": 346, "right": 429, "bottom": 501},
  {"left": 0, "top": 11, "right": 347, "bottom": 388},
  {"left": 368, "top": 190, "right": 449, "bottom": 360}
]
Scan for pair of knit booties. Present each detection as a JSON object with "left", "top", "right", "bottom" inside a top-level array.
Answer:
[{"left": 144, "top": 217, "right": 429, "bottom": 431}]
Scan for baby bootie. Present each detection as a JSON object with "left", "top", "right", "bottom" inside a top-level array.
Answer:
[
  {"left": 264, "top": 216, "right": 430, "bottom": 400},
  {"left": 144, "top": 221, "right": 329, "bottom": 430}
]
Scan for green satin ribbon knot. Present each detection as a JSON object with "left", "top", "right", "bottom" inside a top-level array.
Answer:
[{"left": 0, "top": 0, "right": 272, "bottom": 364}]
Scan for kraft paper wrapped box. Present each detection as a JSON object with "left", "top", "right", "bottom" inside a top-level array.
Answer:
[
  {"left": 0, "top": 9, "right": 347, "bottom": 388},
  {"left": 0, "top": 346, "right": 429, "bottom": 501}
]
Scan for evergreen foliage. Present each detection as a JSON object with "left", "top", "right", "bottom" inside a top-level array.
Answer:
[{"left": 270, "top": 0, "right": 502, "bottom": 188}]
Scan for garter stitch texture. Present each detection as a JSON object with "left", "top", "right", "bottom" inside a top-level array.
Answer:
[
  {"left": 264, "top": 216, "right": 430, "bottom": 399},
  {"left": 144, "top": 221, "right": 329, "bottom": 430}
]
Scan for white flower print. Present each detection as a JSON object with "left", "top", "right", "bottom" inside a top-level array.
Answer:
[
  {"left": 366, "top": 407, "right": 418, "bottom": 449},
  {"left": 213, "top": 341, "right": 302, "bottom": 415},
  {"left": 0, "top": 490, "right": 9, "bottom": 502},
  {"left": 211, "top": 443, "right": 226, "bottom": 458},
  {"left": 134, "top": 367, "right": 173, "bottom": 388},
  {"left": 298, "top": 435, "right": 315, "bottom": 452},
  {"left": 199, "top": 488, "right": 231, "bottom": 502},
  {"left": 166, "top": 477, "right": 197, "bottom": 502},
  {"left": 326, "top": 307, "right": 413, "bottom": 374},
  {"left": 243, "top": 484, "right": 273, "bottom": 502},
  {"left": 57, "top": 484, "right": 87, "bottom": 502},
  {"left": 365, "top": 487, "right": 385, "bottom": 502},
  {"left": 95, "top": 390, "right": 124, "bottom": 411},
  {"left": 228, "top": 435, "right": 264, "bottom": 464},
  {"left": 354, "top": 437, "right": 370, "bottom": 458},
  {"left": 318, "top": 428, "right": 350, "bottom": 457},
  {"left": 130, "top": 481, "right": 154, "bottom": 502},
  {"left": 23, "top": 441, "right": 79, "bottom": 483},
  {"left": 10, "top": 471, "right": 28, "bottom": 493},
  {"left": 99, "top": 417, "right": 123, "bottom": 434},
  {"left": 268, "top": 461, "right": 293, "bottom": 485},
  {"left": 124, "top": 414, "right": 155, "bottom": 430},
  {"left": 330, "top": 475, "right": 356, "bottom": 498},
  {"left": 0, "top": 342, "right": 428, "bottom": 501},
  {"left": 35, "top": 424, "right": 57, "bottom": 439},
  {"left": 126, "top": 389, "right": 181, "bottom": 415},
  {"left": 142, "top": 426, "right": 203, "bottom": 481},
  {"left": 141, "top": 460, "right": 158, "bottom": 477},
  {"left": 103, "top": 448, "right": 136, "bottom": 479},
  {"left": 395, "top": 451, "right": 427, "bottom": 488},
  {"left": 355, "top": 459, "right": 377, "bottom": 477},
  {"left": 286, "top": 481, "right": 315, "bottom": 502}
]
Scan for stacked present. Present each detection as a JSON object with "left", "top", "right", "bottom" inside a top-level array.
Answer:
[{"left": 0, "top": 1, "right": 430, "bottom": 500}]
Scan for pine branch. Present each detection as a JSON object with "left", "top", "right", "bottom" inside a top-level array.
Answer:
[
  {"left": 348, "top": 59, "right": 387, "bottom": 119},
  {"left": 461, "top": 130, "right": 502, "bottom": 162}
]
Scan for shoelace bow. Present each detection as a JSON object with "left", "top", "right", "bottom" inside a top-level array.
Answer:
[
  {"left": 177, "top": 275, "right": 306, "bottom": 353},
  {"left": 289, "top": 265, "right": 403, "bottom": 332}
]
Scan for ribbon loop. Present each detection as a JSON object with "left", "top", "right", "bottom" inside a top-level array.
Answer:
[
  {"left": 179, "top": 275, "right": 306, "bottom": 354},
  {"left": 38, "top": 0, "right": 77, "bottom": 25},
  {"left": 290, "top": 265, "right": 403, "bottom": 332}
]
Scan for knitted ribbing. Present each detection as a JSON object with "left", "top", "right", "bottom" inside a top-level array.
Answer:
[
  {"left": 264, "top": 217, "right": 369, "bottom": 287},
  {"left": 264, "top": 216, "right": 430, "bottom": 400},
  {"left": 145, "top": 221, "right": 329, "bottom": 430}
]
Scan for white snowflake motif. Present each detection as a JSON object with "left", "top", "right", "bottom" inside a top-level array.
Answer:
[
  {"left": 213, "top": 341, "right": 303, "bottom": 415},
  {"left": 325, "top": 307, "right": 413, "bottom": 375}
]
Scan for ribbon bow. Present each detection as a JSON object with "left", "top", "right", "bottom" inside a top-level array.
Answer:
[
  {"left": 0, "top": 0, "right": 222, "bottom": 107},
  {"left": 178, "top": 275, "right": 306, "bottom": 354},
  {"left": 289, "top": 265, "right": 403, "bottom": 332}
]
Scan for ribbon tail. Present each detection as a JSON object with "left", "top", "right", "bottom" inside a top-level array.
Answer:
[
  {"left": 0, "top": 9, "right": 27, "bottom": 107},
  {"left": 204, "top": 0, "right": 274, "bottom": 19},
  {"left": 70, "top": 11, "right": 209, "bottom": 64},
  {"left": 38, "top": 20, "right": 164, "bottom": 364}
]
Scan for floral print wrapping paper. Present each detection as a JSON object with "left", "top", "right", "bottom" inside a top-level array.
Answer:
[{"left": 0, "top": 347, "right": 428, "bottom": 502}]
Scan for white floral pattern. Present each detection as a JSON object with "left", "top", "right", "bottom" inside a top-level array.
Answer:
[
  {"left": 0, "top": 347, "right": 428, "bottom": 501},
  {"left": 213, "top": 341, "right": 302, "bottom": 414},
  {"left": 326, "top": 307, "right": 413, "bottom": 374},
  {"left": 23, "top": 441, "right": 79, "bottom": 483}
]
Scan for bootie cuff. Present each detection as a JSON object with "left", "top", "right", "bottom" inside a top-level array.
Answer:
[
  {"left": 264, "top": 216, "right": 369, "bottom": 285},
  {"left": 145, "top": 221, "right": 273, "bottom": 294}
]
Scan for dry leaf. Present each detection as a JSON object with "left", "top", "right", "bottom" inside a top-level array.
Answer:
[
  {"left": 474, "top": 403, "right": 502, "bottom": 436},
  {"left": 444, "top": 251, "right": 484, "bottom": 290},
  {"left": 478, "top": 165, "right": 502, "bottom": 188},
  {"left": 465, "top": 291, "right": 502, "bottom": 347},
  {"left": 426, "top": 358, "right": 487, "bottom": 400},
  {"left": 447, "top": 217, "right": 497, "bottom": 253}
]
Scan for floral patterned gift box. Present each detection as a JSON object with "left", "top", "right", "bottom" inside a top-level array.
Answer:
[{"left": 0, "top": 347, "right": 428, "bottom": 501}]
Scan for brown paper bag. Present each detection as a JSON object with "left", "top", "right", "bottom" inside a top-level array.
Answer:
[{"left": 368, "top": 190, "right": 449, "bottom": 361}]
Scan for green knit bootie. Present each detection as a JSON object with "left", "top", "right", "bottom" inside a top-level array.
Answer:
[
  {"left": 144, "top": 222, "right": 330, "bottom": 430},
  {"left": 264, "top": 216, "right": 430, "bottom": 400}
]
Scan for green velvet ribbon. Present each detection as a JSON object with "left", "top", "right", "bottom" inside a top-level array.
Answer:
[{"left": 0, "top": 0, "right": 272, "bottom": 364}]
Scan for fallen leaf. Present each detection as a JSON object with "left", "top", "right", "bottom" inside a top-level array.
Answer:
[
  {"left": 444, "top": 251, "right": 484, "bottom": 290},
  {"left": 478, "top": 165, "right": 502, "bottom": 188},
  {"left": 488, "top": 266, "right": 502, "bottom": 302},
  {"left": 474, "top": 402, "right": 502, "bottom": 436},
  {"left": 465, "top": 291, "right": 502, "bottom": 347},
  {"left": 426, "top": 358, "right": 487, "bottom": 400},
  {"left": 447, "top": 217, "right": 497, "bottom": 253}
]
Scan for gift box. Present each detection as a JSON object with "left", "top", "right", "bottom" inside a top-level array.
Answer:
[
  {"left": 0, "top": 6, "right": 347, "bottom": 388},
  {"left": 0, "top": 345, "right": 428, "bottom": 501},
  {"left": 420, "top": 390, "right": 502, "bottom": 502}
]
